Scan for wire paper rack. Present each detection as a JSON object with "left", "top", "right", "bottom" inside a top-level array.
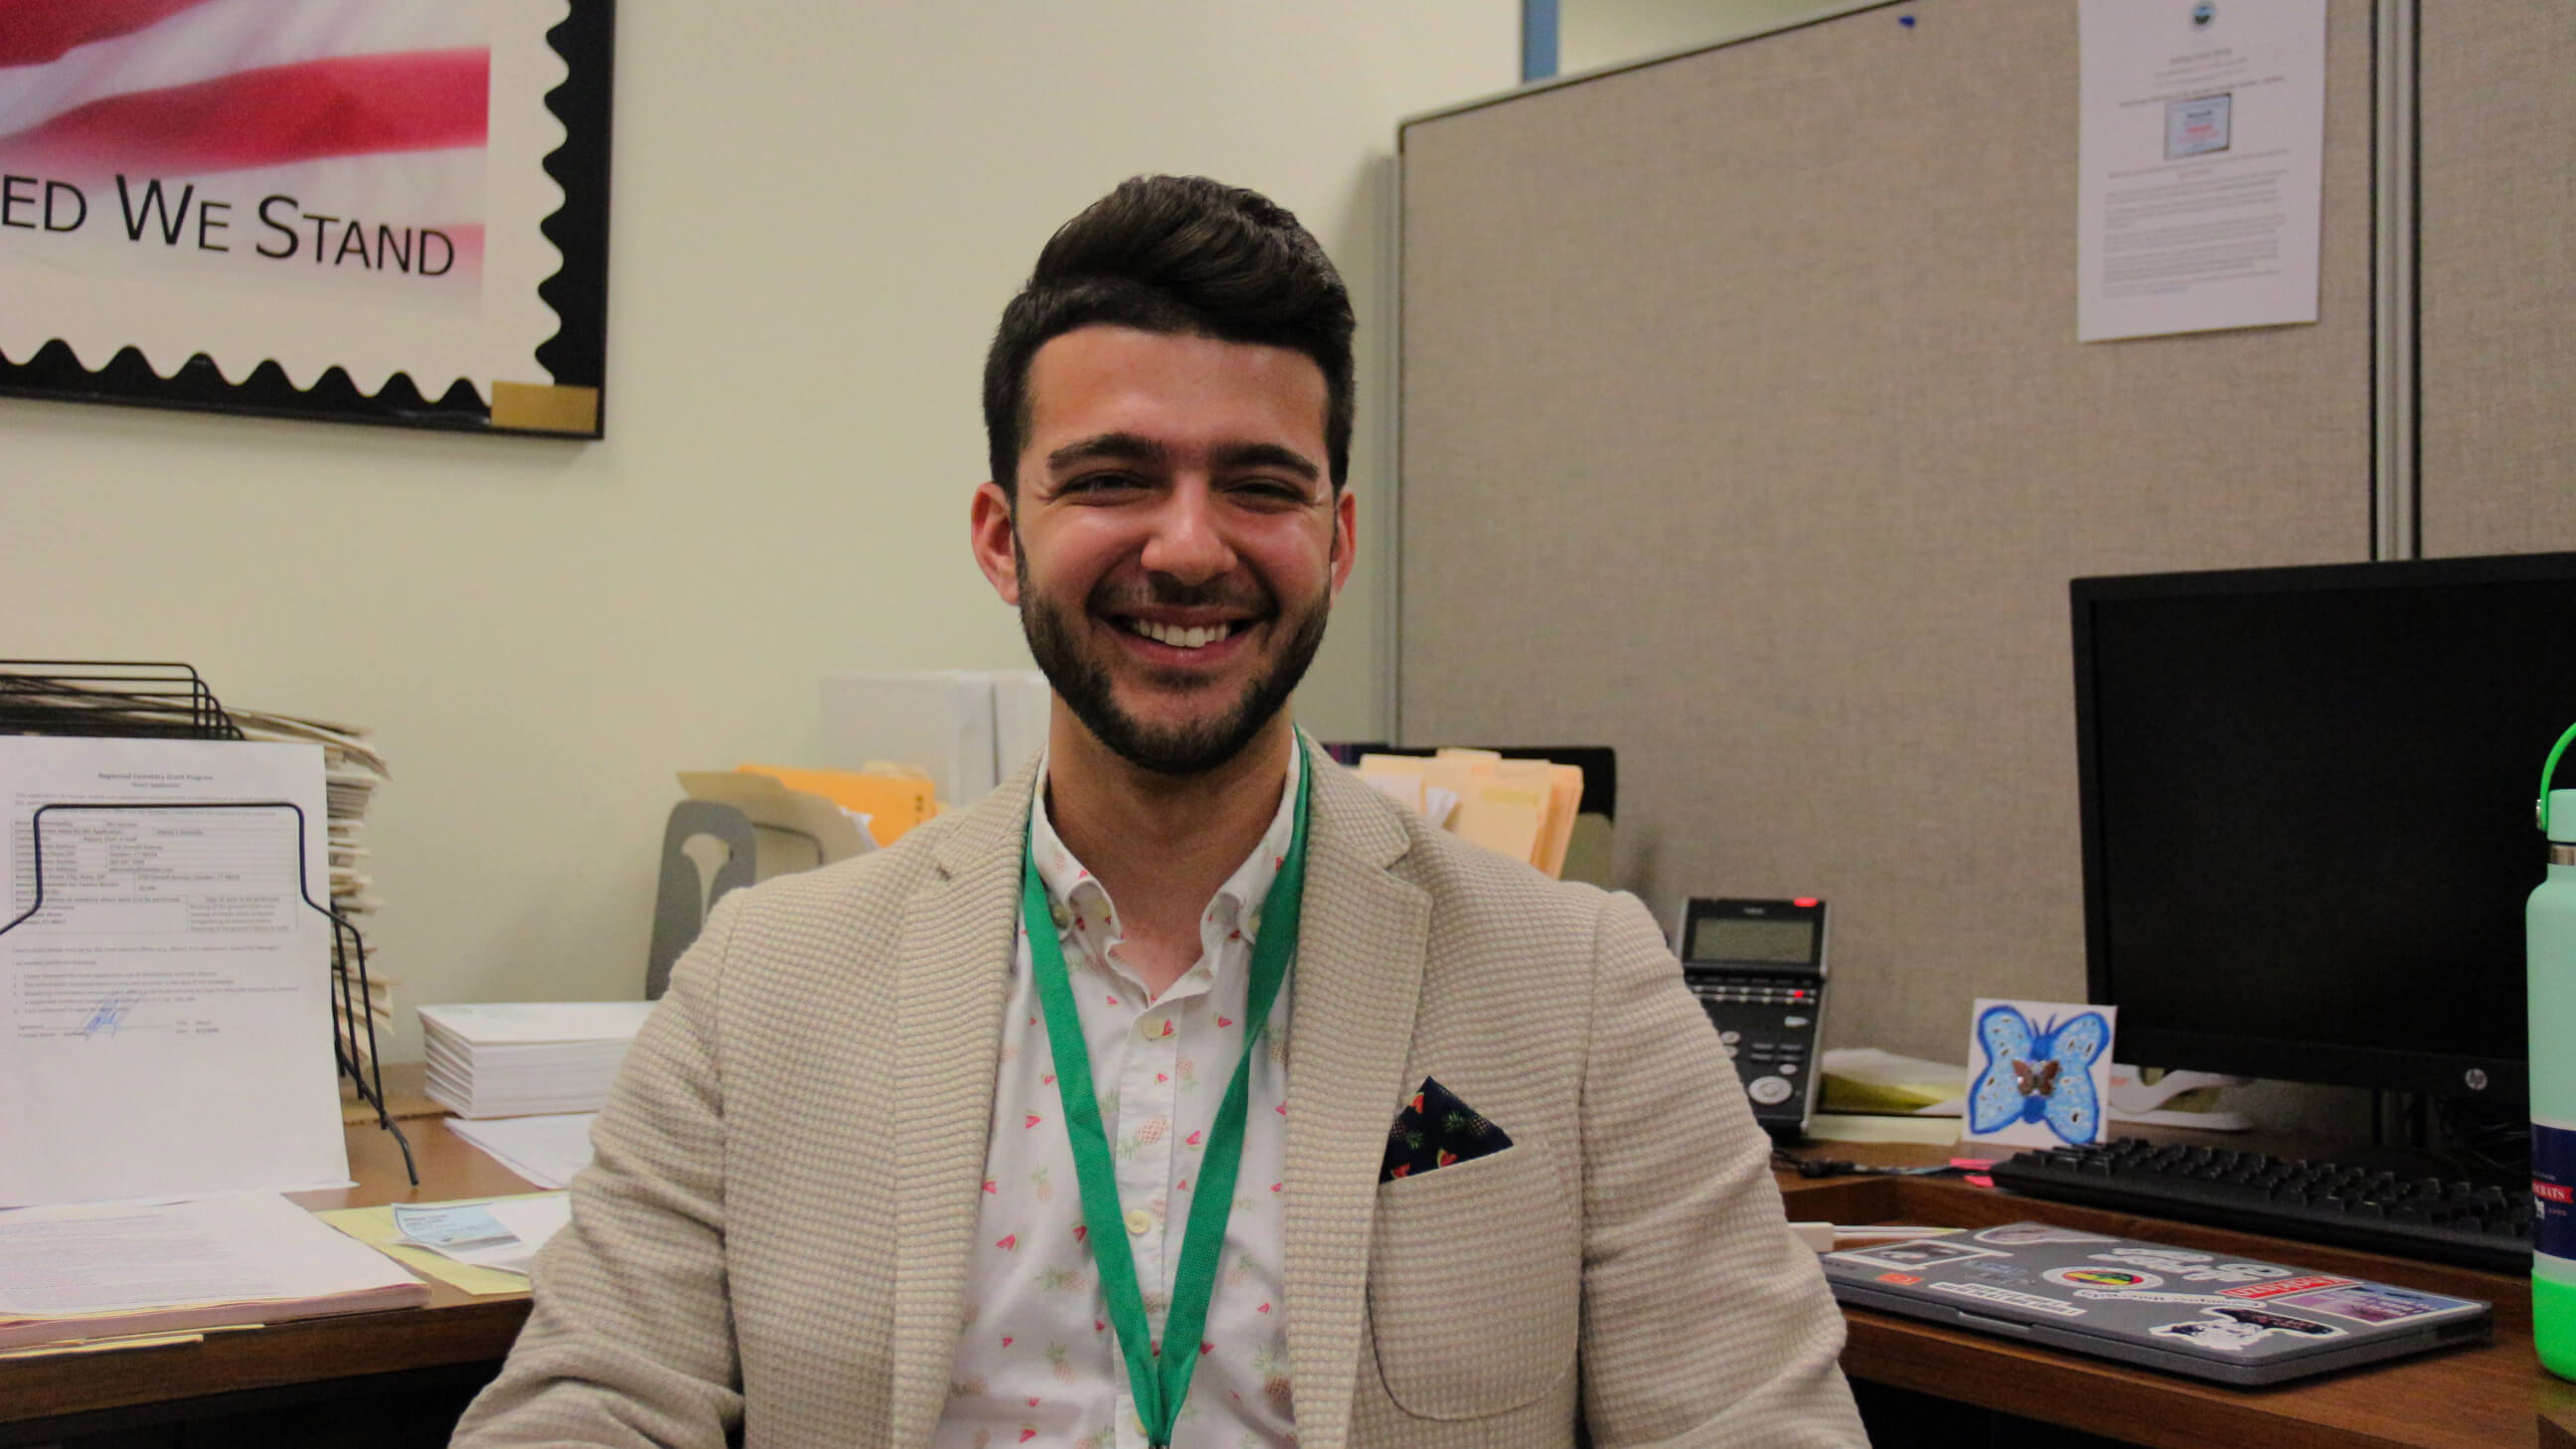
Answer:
[{"left": 0, "top": 660, "right": 414, "bottom": 1184}]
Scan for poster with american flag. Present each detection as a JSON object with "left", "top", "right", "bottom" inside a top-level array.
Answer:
[{"left": 0, "top": 0, "right": 611, "bottom": 435}]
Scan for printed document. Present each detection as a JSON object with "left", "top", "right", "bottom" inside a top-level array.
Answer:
[
  {"left": 447, "top": 1112, "right": 599, "bottom": 1189},
  {"left": 0, "top": 737, "right": 350, "bottom": 1206},
  {"left": 0, "top": 1193, "right": 425, "bottom": 1349},
  {"left": 2077, "top": 0, "right": 2327, "bottom": 340}
]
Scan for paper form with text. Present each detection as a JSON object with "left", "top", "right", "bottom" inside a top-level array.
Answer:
[
  {"left": 0, "top": 736, "right": 350, "bottom": 1207},
  {"left": 0, "top": 1193, "right": 425, "bottom": 1351}
]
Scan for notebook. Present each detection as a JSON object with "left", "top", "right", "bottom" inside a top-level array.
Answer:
[{"left": 1820, "top": 1221, "right": 2493, "bottom": 1385}]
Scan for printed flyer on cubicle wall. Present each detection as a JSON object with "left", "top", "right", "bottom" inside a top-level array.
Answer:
[{"left": 2075, "top": 0, "right": 2327, "bottom": 341}]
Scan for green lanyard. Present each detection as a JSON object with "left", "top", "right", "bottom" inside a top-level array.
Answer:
[{"left": 1021, "top": 760, "right": 1309, "bottom": 1449}]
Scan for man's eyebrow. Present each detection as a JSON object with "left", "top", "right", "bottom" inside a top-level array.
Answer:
[
  {"left": 1046, "top": 432, "right": 1167, "bottom": 472},
  {"left": 1045, "top": 434, "right": 1323, "bottom": 486},
  {"left": 1211, "top": 442, "right": 1321, "bottom": 483}
]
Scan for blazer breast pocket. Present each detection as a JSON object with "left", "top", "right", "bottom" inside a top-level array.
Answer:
[{"left": 1366, "top": 1142, "right": 1579, "bottom": 1420}]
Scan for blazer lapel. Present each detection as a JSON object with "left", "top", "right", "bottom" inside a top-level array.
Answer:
[
  {"left": 885, "top": 760, "right": 1036, "bottom": 1449},
  {"left": 1281, "top": 740, "right": 1431, "bottom": 1449}
]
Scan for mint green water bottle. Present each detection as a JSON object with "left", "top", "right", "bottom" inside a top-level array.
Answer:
[{"left": 2532, "top": 731, "right": 2576, "bottom": 1380}]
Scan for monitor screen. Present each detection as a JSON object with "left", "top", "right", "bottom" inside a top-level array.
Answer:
[{"left": 2072, "top": 553, "right": 2576, "bottom": 1101}]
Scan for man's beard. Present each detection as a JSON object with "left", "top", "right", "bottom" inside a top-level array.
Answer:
[{"left": 1018, "top": 555, "right": 1329, "bottom": 777}]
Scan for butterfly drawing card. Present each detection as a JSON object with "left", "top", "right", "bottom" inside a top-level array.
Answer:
[{"left": 1963, "top": 999, "right": 2117, "bottom": 1150}]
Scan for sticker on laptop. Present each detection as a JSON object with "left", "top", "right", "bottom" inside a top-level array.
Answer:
[
  {"left": 1975, "top": 1223, "right": 2119, "bottom": 1246},
  {"left": 2272, "top": 1283, "right": 2473, "bottom": 1324},
  {"left": 2089, "top": 1248, "right": 2293, "bottom": 1283},
  {"left": 2217, "top": 1275, "right": 2356, "bottom": 1300},
  {"left": 2149, "top": 1305, "right": 2344, "bottom": 1351},
  {"left": 1829, "top": 1239, "right": 2008, "bottom": 1272},
  {"left": 1962, "top": 1261, "right": 2035, "bottom": 1285},
  {"left": 1927, "top": 1280, "right": 2087, "bottom": 1318},
  {"left": 2075, "top": 1289, "right": 2236, "bottom": 1305},
  {"left": 2092, "top": 1246, "right": 2211, "bottom": 1266},
  {"left": 2043, "top": 1265, "right": 2163, "bottom": 1291},
  {"left": 1876, "top": 1271, "right": 1923, "bottom": 1285}
]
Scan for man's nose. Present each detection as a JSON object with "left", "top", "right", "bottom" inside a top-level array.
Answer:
[{"left": 1138, "top": 482, "right": 1235, "bottom": 582}]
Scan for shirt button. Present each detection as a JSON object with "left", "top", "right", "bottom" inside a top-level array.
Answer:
[
  {"left": 1138, "top": 1016, "right": 1168, "bottom": 1041},
  {"left": 1125, "top": 1208, "right": 1152, "bottom": 1235}
]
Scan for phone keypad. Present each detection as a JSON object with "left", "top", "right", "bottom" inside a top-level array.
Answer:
[
  {"left": 1685, "top": 971, "right": 1820, "bottom": 1122},
  {"left": 1697, "top": 985, "right": 1814, "bottom": 1007}
]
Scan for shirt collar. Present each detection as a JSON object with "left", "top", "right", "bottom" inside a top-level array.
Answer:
[{"left": 1030, "top": 740, "right": 1303, "bottom": 939}]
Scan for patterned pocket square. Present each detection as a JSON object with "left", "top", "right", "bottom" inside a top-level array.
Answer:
[{"left": 1380, "top": 1075, "right": 1513, "bottom": 1182}]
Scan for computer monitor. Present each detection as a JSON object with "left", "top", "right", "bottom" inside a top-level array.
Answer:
[{"left": 2070, "top": 552, "right": 2576, "bottom": 1102}]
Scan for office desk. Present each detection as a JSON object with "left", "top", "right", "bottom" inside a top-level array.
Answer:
[
  {"left": 1781, "top": 1145, "right": 2576, "bottom": 1449},
  {"left": 10, "top": 1121, "right": 2573, "bottom": 1448},
  {"left": 0, "top": 1116, "right": 536, "bottom": 1447}
]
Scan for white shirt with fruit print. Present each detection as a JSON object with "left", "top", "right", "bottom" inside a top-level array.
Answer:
[{"left": 935, "top": 748, "right": 1301, "bottom": 1449}]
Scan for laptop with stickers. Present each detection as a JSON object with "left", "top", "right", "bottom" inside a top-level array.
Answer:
[{"left": 1820, "top": 1221, "right": 2493, "bottom": 1385}]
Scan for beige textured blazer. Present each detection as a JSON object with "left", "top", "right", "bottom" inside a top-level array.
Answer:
[{"left": 452, "top": 743, "right": 1865, "bottom": 1448}]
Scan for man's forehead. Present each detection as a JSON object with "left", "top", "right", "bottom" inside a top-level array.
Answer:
[{"left": 1022, "top": 326, "right": 1328, "bottom": 457}]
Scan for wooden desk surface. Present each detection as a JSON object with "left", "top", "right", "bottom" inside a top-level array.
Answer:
[
  {"left": 11, "top": 1114, "right": 2575, "bottom": 1446},
  {"left": 1781, "top": 1143, "right": 2576, "bottom": 1449},
  {"left": 0, "top": 1113, "right": 537, "bottom": 1428}
]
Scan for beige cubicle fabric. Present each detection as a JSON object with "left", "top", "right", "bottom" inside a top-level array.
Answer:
[
  {"left": 2420, "top": 1, "right": 2576, "bottom": 558},
  {"left": 1395, "top": 0, "right": 2374, "bottom": 1065}
]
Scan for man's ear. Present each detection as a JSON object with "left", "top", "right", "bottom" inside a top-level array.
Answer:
[
  {"left": 1327, "top": 486, "right": 1358, "bottom": 599},
  {"left": 969, "top": 480, "right": 1022, "bottom": 605}
]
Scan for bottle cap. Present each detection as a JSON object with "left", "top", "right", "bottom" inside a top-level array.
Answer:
[{"left": 2552, "top": 789, "right": 2576, "bottom": 845}]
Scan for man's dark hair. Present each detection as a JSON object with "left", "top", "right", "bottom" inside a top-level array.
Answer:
[{"left": 982, "top": 175, "right": 1356, "bottom": 498}]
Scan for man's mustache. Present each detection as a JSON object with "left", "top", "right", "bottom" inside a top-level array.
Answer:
[{"left": 1086, "top": 578, "right": 1272, "bottom": 615}]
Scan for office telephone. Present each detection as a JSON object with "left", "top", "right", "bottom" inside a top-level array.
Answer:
[{"left": 1674, "top": 896, "right": 1829, "bottom": 1140}]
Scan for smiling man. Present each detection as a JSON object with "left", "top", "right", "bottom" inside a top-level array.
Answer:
[{"left": 452, "top": 177, "right": 1863, "bottom": 1449}]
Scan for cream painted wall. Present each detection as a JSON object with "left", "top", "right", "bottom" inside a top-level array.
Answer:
[{"left": 0, "top": 2, "right": 1518, "bottom": 1061}]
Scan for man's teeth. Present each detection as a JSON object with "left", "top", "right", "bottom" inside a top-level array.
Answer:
[{"left": 1130, "top": 619, "right": 1233, "bottom": 649}]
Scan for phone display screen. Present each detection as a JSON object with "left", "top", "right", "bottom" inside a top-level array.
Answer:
[{"left": 1688, "top": 916, "right": 1814, "bottom": 965}]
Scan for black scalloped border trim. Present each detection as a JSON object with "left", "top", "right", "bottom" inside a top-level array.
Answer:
[{"left": 0, "top": 0, "right": 614, "bottom": 438}]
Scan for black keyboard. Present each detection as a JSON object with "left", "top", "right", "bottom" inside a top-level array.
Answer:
[{"left": 1987, "top": 1138, "right": 2534, "bottom": 1273}]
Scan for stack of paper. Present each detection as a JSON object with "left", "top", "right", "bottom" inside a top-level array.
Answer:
[
  {"left": 332, "top": 970, "right": 397, "bottom": 1069},
  {"left": 447, "top": 1113, "right": 600, "bottom": 1189},
  {"left": 1818, "top": 1047, "right": 1969, "bottom": 1116},
  {"left": 1357, "top": 749, "right": 1584, "bottom": 878},
  {"left": 233, "top": 709, "right": 393, "bottom": 1066},
  {"left": 0, "top": 1194, "right": 427, "bottom": 1352},
  {"left": 419, "top": 1002, "right": 657, "bottom": 1119}
]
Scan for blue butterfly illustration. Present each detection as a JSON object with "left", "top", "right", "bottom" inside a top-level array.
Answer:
[{"left": 1968, "top": 1006, "right": 2110, "bottom": 1143}]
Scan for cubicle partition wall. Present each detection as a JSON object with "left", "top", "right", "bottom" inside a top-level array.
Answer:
[
  {"left": 2419, "top": 2, "right": 2576, "bottom": 558},
  {"left": 1395, "top": 0, "right": 2381, "bottom": 1063}
]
